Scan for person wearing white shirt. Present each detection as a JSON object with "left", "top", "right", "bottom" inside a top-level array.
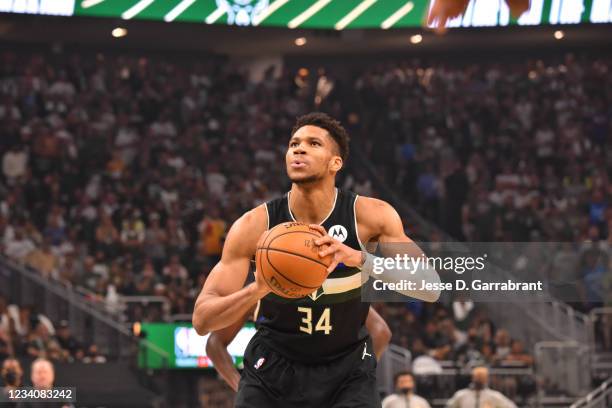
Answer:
[
  {"left": 2, "top": 145, "right": 28, "bottom": 184},
  {"left": 382, "top": 371, "right": 431, "bottom": 408},
  {"left": 446, "top": 366, "right": 517, "bottom": 408}
]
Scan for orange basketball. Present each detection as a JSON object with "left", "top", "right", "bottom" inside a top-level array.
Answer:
[{"left": 256, "top": 222, "right": 332, "bottom": 298}]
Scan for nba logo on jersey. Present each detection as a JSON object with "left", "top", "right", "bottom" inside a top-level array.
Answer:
[
  {"left": 254, "top": 357, "right": 266, "bottom": 370},
  {"left": 328, "top": 225, "right": 348, "bottom": 243}
]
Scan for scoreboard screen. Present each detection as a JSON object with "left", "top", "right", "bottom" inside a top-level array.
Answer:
[{"left": 1, "top": 0, "right": 611, "bottom": 29}]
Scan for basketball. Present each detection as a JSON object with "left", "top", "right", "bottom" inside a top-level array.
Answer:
[{"left": 256, "top": 222, "right": 332, "bottom": 298}]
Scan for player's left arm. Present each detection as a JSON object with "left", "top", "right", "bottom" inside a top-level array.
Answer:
[
  {"left": 365, "top": 306, "right": 391, "bottom": 360},
  {"left": 206, "top": 310, "right": 252, "bottom": 392},
  {"left": 313, "top": 197, "right": 441, "bottom": 302}
]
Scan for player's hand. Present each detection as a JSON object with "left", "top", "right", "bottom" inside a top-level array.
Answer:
[
  {"left": 505, "top": 0, "right": 530, "bottom": 18},
  {"left": 309, "top": 224, "right": 362, "bottom": 273},
  {"left": 253, "top": 268, "right": 272, "bottom": 298},
  {"left": 253, "top": 233, "right": 272, "bottom": 298},
  {"left": 426, "top": 0, "right": 470, "bottom": 34}
]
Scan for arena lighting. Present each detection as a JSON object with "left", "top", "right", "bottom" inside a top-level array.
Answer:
[
  {"left": 295, "top": 37, "right": 307, "bottom": 46},
  {"left": 112, "top": 27, "right": 128, "bottom": 38},
  {"left": 554, "top": 30, "right": 565, "bottom": 40},
  {"left": 410, "top": 34, "right": 423, "bottom": 44}
]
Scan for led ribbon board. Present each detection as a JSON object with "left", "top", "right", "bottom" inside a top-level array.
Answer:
[{"left": 1, "top": 1, "right": 611, "bottom": 29}]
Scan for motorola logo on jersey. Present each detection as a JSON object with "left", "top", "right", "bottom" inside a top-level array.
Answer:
[{"left": 328, "top": 225, "right": 348, "bottom": 243}]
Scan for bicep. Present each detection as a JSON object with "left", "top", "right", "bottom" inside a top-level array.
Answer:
[
  {"left": 201, "top": 256, "right": 251, "bottom": 298},
  {"left": 357, "top": 197, "right": 410, "bottom": 244},
  {"left": 200, "top": 206, "right": 267, "bottom": 297}
]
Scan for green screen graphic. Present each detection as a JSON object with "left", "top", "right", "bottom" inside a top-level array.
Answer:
[
  {"left": 138, "top": 322, "right": 256, "bottom": 370},
  {"left": 1, "top": 1, "right": 611, "bottom": 29}
]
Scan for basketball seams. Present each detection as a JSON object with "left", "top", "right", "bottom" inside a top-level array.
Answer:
[
  {"left": 256, "top": 223, "right": 329, "bottom": 298},
  {"left": 265, "top": 249, "right": 323, "bottom": 290},
  {"left": 266, "top": 230, "right": 328, "bottom": 265},
  {"left": 259, "top": 247, "right": 280, "bottom": 295},
  {"left": 256, "top": 246, "right": 329, "bottom": 269}
]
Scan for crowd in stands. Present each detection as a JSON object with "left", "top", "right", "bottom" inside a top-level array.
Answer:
[
  {"left": 0, "top": 49, "right": 610, "bottom": 370},
  {"left": 0, "top": 295, "right": 106, "bottom": 371}
]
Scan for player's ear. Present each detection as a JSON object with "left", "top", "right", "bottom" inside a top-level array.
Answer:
[{"left": 330, "top": 156, "right": 343, "bottom": 172}]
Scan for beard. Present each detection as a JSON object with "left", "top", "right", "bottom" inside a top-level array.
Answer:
[{"left": 289, "top": 172, "right": 324, "bottom": 185}]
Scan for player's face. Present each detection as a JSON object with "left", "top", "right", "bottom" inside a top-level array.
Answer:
[{"left": 286, "top": 125, "right": 342, "bottom": 184}]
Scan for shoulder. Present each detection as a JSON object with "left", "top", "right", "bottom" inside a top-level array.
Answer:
[
  {"left": 381, "top": 393, "right": 400, "bottom": 406},
  {"left": 413, "top": 395, "right": 431, "bottom": 407},
  {"left": 355, "top": 196, "right": 399, "bottom": 224},
  {"left": 355, "top": 195, "right": 404, "bottom": 240},
  {"left": 222, "top": 205, "right": 268, "bottom": 257},
  {"left": 486, "top": 389, "right": 509, "bottom": 399},
  {"left": 231, "top": 205, "right": 268, "bottom": 235},
  {"left": 451, "top": 388, "right": 471, "bottom": 399}
]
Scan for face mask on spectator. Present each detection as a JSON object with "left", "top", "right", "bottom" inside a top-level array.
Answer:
[{"left": 3, "top": 369, "right": 19, "bottom": 385}]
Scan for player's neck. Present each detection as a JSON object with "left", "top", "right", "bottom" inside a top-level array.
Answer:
[{"left": 289, "top": 182, "right": 337, "bottom": 225}]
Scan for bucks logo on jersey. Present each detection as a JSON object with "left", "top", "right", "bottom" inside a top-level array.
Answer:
[{"left": 215, "top": 0, "right": 269, "bottom": 26}]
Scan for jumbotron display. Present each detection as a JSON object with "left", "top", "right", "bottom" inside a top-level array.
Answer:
[
  {"left": 137, "top": 322, "right": 257, "bottom": 369},
  {"left": 1, "top": 0, "right": 611, "bottom": 28}
]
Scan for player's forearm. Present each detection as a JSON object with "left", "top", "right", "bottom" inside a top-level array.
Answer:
[
  {"left": 370, "top": 323, "right": 391, "bottom": 360},
  {"left": 193, "top": 283, "right": 264, "bottom": 335},
  {"left": 206, "top": 338, "right": 241, "bottom": 392}
]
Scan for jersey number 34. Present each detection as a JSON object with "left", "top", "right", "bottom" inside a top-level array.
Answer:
[{"left": 297, "top": 307, "right": 332, "bottom": 335}]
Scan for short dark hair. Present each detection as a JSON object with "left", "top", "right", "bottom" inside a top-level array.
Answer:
[
  {"left": 291, "top": 112, "right": 350, "bottom": 162},
  {"left": 394, "top": 370, "right": 413, "bottom": 384}
]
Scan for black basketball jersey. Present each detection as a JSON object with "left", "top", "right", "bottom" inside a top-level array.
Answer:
[{"left": 254, "top": 188, "right": 370, "bottom": 364}]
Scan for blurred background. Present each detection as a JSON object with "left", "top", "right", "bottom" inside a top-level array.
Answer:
[{"left": 0, "top": 1, "right": 610, "bottom": 407}]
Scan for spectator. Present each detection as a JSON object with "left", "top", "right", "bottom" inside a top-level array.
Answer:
[
  {"left": 24, "top": 239, "right": 58, "bottom": 278},
  {"left": 446, "top": 366, "right": 517, "bottom": 408},
  {"left": 143, "top": 213, "right": 167, "bottom": 271},
  {"left": 162, "top": 254, "right": 189, "bottom": 285},
  {"left": 95, "top": 212, "right": 119, "bottom": 258},
  {"left": 4, "top": 229, "right": 35, "bottom": 263},
  {"left": 1, "top": 358, "right": 23, "bottom": 393},
  {"left": 25, "top": 321, "right": 57, "bottom": 359},
  {"left": 501, "top": 340, "right": 534, "bottom": 367},
  {"left": 135, "top": 259, "right": 159, "bottom": 295},
  {"left": 493, "top": 329, "right": 512, "bottom": 363},
  {"left": 82, "top": 344, "right": 106, "bottom": 364},
  {"left": 120, "top": 209, "right": 145, "bottom": 254},
  {"left": 54, "top": 321, "right": 80, "bottom": 360},
  {"left": 197, "top": 208, "right": 226, "bottom": 266},
  {"left": 2, "top": 145, "right": 28, "bottom": 185},
  {"left": 382, "top": 371, "right": 431, "bottom": 408}
]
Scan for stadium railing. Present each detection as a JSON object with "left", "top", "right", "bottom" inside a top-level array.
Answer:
[
  {"left": 120, "top": 295, "right": 171, "bottom": 323},
  {"left": 535, "top": 341, "right": 591, "bottom": 403},
  {"left": 569, "top": 378, "right": 612, "bottom": 408},
  {"left": 377, "top": 344, "right": 412, "bottom": 395},
  {"left": 0, "top": 257, "right": 169, "bottom": 367},
  {"left": 589, "top": 307, "right": 612, "bottom": 351}
]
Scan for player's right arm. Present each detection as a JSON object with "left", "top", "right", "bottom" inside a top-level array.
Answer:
[{"left": 192, "top": 205, "right": 270, "bottom": 335}]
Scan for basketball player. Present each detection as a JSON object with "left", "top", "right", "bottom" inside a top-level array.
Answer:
[
  {"left": 193, "top": 112, "right": 440, "bottom": 406},
  {"left": 206, "top": 306, "right": 392, "bottom": 392}
]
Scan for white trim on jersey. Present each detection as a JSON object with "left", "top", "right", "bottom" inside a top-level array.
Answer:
[
  {"left": 287, "top": 188, "right": 338, "bottom": 225},
  {"left": 264, "top": 203, "right": 270, "bottom": 231},
  {"left": 321, "top": 271, "right": 363, "bottom": 294},
  {"left": 353, "top": 194, "right": 366, "bottom": 250}
]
